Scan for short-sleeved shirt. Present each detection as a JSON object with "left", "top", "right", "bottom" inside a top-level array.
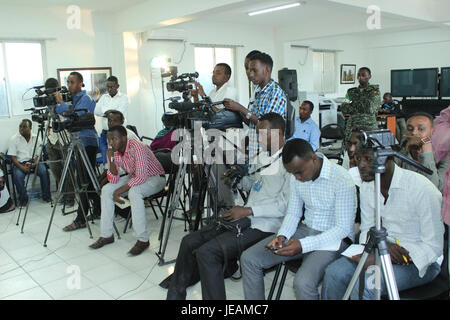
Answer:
[{"left": 8, "top": 133, "right": 42, "bottom": 163}]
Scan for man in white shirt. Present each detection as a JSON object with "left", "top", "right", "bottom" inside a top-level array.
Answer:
[
  {"left": 167, "top": 113, "right": 290, "bottom": 300},
  {"left": 193, "top": 63, "right": 237, "bottom": 110},
  {"left": 94, "top": 76, "right": 129, "bottom": 163},
  {"left": 8, "top": 119, "right": 51, "bottom": 206},
  {"left": 321, "top": 145, "right": 444, "bottom": 300},
  {"left": 191, "top": 63, "right": 238, "bottom": 212}
]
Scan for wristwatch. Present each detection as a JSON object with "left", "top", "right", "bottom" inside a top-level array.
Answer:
[{"left": 245, "top": 112, "right": 252, "bottom": 120}]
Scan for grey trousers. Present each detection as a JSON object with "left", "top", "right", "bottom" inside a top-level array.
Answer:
[
  {"left": 100, "top": 175, "right": 165, "bottom": 241},
  {"left": 241, "top": 223, "right": 348, "bottom": 300}
]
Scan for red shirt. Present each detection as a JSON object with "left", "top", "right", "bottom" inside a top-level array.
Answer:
[{"left": 107, "top": 138, "right": 165, "bottom": 187}]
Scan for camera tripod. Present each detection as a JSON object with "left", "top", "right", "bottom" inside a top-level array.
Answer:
[
  {"left": 42, "top": 131, "right": 120, "bottom": 247},
  {"left": 343, "top": 141, "right": 433, "bottom": 300},
  {"left": 19, "top": 106, "right": 73, "bottom": 231},
  {"left": 18, "top": 110, "right": 54, "bottom": 229}
]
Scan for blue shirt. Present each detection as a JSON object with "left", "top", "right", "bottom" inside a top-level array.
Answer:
[
  {"left": 56, "top": 91, "right": 98, "bottom": 148},
  {"left": 248, "top": 80, "right": 287, "bottom": 163},
  {"left": 277, "top": 154, "right": 357, "bottom": 253},
  {"left": 287, "top": 117, "right": 321, "bottom": 151}
]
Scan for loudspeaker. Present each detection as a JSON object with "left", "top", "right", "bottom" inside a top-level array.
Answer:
[{"left": 278, "top": 68, "right": 298, "bottom": 102}]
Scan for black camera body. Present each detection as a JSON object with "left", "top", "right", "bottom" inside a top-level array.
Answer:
[
  {"left": 362, "top": 129, "right": 395, "bottom": 148},
  {"left": 33, "top": 86, "right": 72, "bottom": 108},
  {"left": 53, "top": 111, "right": 95, "bottom": 133},
  {"left": 166, "top": 71, "right": 199, "bottom": 93},
  {"left": 31, "top": 109, "right": 49, "bottom": 124}
]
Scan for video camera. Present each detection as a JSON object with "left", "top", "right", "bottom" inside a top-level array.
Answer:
[
  {"left": 26, "top": 107, "right": 49, "bottom": 124},
  {"left": 52, "top": 109, "right": 95, "bottom": 133},
  {"left": 33, "top": 86, "right": 72, "bottom": 108},
  {"left": 164, "top": 67, "right": 199, "bottom": 93},
  {"left": 362, "top": 129, "right": 396, "bottom": 149}
]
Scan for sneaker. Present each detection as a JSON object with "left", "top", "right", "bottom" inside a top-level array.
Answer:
[{"left": 127, "top": 240, "right": 150, "bottom": 256}]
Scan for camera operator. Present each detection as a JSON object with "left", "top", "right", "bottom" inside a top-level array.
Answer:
[
  {"left": 54, "top": 71, "right": 100, "bottom": 232},
  {"left": 224, "top": 51, "right": 287, "bottom": 165},
  {"left": 192, "top": 63, "right": 237, "bottom": 111},
  {"left": 44, "top": 78, "right": 75, "bottom": 207},
  {"left": 191, "top": 63, "right": 238, "bottom": 212}
]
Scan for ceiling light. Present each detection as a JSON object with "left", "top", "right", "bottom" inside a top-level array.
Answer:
[{"left": 248, "top": 2, "right": 301, "bottom": 16}]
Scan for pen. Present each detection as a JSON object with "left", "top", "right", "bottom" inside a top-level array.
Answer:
[{"left": 395, "top": 237, "right": 408, "bottom": 264}]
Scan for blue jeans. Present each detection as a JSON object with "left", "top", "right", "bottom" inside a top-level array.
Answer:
[
  {"left": 13, "top": 162, "right": 51, "bottom": 201},
  {"left": 321, "top": 256, "right": 441, "bottom": 300},
  {"left": 98, "top": 131, "right": 108, "bottom": 164}
]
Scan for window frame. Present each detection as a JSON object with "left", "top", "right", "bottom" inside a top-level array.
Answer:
[
  {"left": 193, "top": 45, "right": 237, "bottom": 95},
  {"left": 0, "top": 40, "right": 46, "bottom": 118}
]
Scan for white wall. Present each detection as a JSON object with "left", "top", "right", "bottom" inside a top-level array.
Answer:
[
  {"left": 366, "top": 27, "right": 450, "bottom": 96},
  {"left": 0, "top": 5, "right": 123, "bottom": 152},
  {"left": 131, "top": 20, "right": 277, "bottom": 139}
]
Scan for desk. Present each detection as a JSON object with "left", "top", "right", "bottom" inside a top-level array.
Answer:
[{"left": 377, "top": 114, "right": 396, "bottom": 137}]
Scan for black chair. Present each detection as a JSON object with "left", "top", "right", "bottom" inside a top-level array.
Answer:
[
  {"left": 267, "top": 258, "right": 303, "bottom": 300},
  {"left": 395, "top": 228, "right": 449, "bottom": 300},
  {"left": 318, "top": 123, "right": 345, "bottom": 165}
]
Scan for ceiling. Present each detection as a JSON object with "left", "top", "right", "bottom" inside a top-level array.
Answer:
[{"left": 0, "top": 0, "right": 149, "bottom": 12}]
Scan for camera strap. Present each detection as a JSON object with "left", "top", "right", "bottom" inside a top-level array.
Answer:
[{"left": 247, "top": 152, "right": 282, "bottom": 177}]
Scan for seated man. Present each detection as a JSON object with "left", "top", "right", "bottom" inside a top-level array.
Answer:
[
  {"left": 92, "top": 110, "right": 139, "bottom": 220},
  {"left": 167, "top": 113, "right": 290, "bottom": 300},
  {"left": 89, "top": 125, "right": 165, "bottom": 256},
  {"left": 0, "top": 168, "right": 15, "bottom": 214},
  {"left": 321, "top": 143, "right": 444, "bottom": 300},
  {"left": 287, "top": 100, "right": 320, "bottom": 151},
  {"left": 241, "top": 138, "right": 357, "bottom": 300},
  {"left": 398, "top": 112, "right": 449, "bottom": 192},
  {"left": 8, "top": 119, "right": 51, "bottom": 206},
  {"left": 342, "top": 127, "right": 367, "bottom": 170}
]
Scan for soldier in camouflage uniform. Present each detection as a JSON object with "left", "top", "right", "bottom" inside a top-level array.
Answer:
[{"left": 341, "top": 67, "right": 380, "bottom": 145}]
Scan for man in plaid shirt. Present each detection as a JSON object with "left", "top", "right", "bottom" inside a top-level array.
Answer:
[
  {"left": 224, "top": 51, "right": 287, "bottom": 165},
  {"left": 89, "top": 125, "right": 165, "bottom": 256},
  {"left": 241, "top": 139, "right": 357, "bottom": 300}
]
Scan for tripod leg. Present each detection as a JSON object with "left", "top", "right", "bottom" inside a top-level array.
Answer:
[
  {"left": 342, "top": 251, "right": 371, "bottom": 300},
  {"left": 44, "top": 145, "right": 75, "bottom": 246},
  {"left": 378, "top": 242, "right": 400, "bottom": 300},
  {"left": 20, "top": 120, "right": 51, "bottom": 230},
  {"left": 76, "top": 143, "right": 99, "bottom": 239},
  {"left": 157, "top": 160, "right": 186, "bottom": 265}
]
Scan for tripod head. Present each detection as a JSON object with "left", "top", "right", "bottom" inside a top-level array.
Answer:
[{"left": 362, "top": 129, "right": 433, "bottom": 175}]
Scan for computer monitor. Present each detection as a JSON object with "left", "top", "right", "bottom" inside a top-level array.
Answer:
[
  {"left": 439, "top": 67, "right": 450, "bottom": 97},
  {"left": 391, "top": 68, "right": 438, "bottom": 97}
]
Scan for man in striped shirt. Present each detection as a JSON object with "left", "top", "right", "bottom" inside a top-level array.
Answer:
[
  {"left": 241, "top": 138, "right": 357, "bottom": 300},
  {"left": 89, "top": 126, "right": 165, "bottom": 256},
  {"left": 224, "top": 52, "right": 287, "bottom": 165}
]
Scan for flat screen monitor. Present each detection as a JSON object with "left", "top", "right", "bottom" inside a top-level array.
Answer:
[
  {"left": 440, "top": 67, "right": 450, "bottom": 97},
  {"left": 391, "top": 68, "right": 438, "bottom": 97}
]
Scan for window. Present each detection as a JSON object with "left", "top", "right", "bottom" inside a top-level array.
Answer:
[
  {"left": 0, "top": 42, "right": 44, "bottom": 117},
  {"left": 194, "top": 46, "right": 236, "bottom": 97},
  {"left": 313, "top": 51, "right": 336, "bottom": 94}
]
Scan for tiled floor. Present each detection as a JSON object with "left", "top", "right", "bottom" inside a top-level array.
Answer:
[{"left": 0, "top": 197, "right": 296, "bottom": 300}]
